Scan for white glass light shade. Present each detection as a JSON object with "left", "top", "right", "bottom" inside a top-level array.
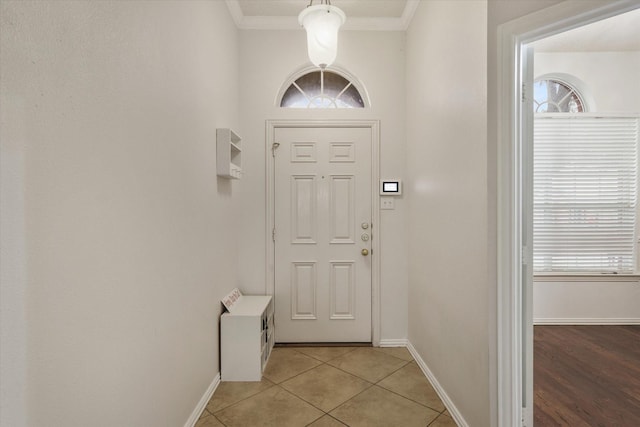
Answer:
[{"left": 298, "top": 4, "right": 346, "bottom": 69}]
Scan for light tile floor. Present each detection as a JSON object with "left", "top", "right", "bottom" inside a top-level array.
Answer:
[{"left": 197, "top": 346, "right": 457, "bottom": 427}]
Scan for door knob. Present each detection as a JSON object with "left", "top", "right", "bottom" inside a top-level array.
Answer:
[{"left": 361, "top": 249, "right": 369, "bottom": 256}]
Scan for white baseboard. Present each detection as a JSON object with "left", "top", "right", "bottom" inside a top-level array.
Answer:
[
  {"left": 534, "top": 317, "right": 640, "bottom": 325},
  {"left": 378, "top": 338, "right": 408, "bottom": 347},
  {"left": 184, "top": 373, "right": 220, "bottom": 427},
  {"left": 406, "top": 341, "right": 468, "bottom": 427}
]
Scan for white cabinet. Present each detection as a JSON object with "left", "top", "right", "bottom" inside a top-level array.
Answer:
[
  {"left": 221, "top": 295, "right": 274, "bottom": 381},
  {"left": 216, "top": 128, "right": 242, "bottom": 179}
]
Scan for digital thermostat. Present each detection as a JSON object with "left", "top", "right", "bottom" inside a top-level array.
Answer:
[{"left": 380, "top": 179, "right": 402, "bottom": 195}]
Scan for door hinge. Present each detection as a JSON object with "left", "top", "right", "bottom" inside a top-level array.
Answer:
[
  {"left": 272, "top": 227, "right": 276, "bottom": 241},
  {"left": 521, "top": 246, "right": 529, "bottom": 265},
  {"left": 522, "top": 83, "right": 526, "bottom": 103},
  {"left": 272, "top": 142, "right": 280, "bottom": 157}
]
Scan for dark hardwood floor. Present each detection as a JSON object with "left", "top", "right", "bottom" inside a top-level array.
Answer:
[{"left": 534, "top": 325, "right": 640, "bottom": 426}]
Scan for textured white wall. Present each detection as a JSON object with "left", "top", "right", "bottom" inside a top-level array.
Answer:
[
  {"left": 0, "top": 1, "right": 239, "bottom": 425},
  {"left": 0, "top": 90, "right": 28, "bottom": 427},
  {"left": 534, "top": 280, "right": 640, "bottom": 323},
  {"left": 237, "top": 30, "right": 408, "bottom": 342},
  {"left": 406, "top": 1, "right": 489, "bottom": 425}
]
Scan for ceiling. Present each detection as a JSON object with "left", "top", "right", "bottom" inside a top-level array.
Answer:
[
  {"left": 225, "top": 1, "right": 640, "bottom": 51},
  {"left": 225, "top": 0, "right": 419, "bottom": 30},
  {"left": 531, "top": 7, "right": 640, "bottom": 52},
  {"left": 237, "top": 0, "right": 407, "bottom": 18}
]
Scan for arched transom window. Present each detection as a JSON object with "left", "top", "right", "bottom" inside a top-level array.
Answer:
[
  {"left": 280, "top": 70, "right": 365, "bottom": 109},
  {"left": 533, "top": 78, "right": 585, "bottom": 113}
]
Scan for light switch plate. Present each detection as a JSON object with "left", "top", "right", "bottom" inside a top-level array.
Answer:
[{"left": 381, "top": 198, "right": 395, "bottom": 210}]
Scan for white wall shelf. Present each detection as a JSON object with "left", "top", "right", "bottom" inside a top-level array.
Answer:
[
  {"left": 216, "top": 128, "right": 242, "bottom": 179},
  {"left": 220, "top": 295, "right": 274, "bottom": 381}
]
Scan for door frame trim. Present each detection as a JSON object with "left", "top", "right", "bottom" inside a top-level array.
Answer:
[
  {"left": 496, "top": 2, "right": 639, "bottom": 425},
  {"left": 265, "top": 120, "right": 381, "bottom": 345}
]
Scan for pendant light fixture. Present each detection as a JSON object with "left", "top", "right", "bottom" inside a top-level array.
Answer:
[{"left": 298, "top": 0, "right": 346, "bottom": 69}]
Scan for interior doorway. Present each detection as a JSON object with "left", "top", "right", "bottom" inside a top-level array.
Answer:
[
  {"left": 497, "top": 2, "right": 640, "bottom": 426},
  {"left": 528, "top": 9, "right": 640, "bottom": 425}
]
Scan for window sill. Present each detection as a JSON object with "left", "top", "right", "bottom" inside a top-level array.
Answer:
[{"left": 534, "top": 274, "right": 640, "bottom": 282}]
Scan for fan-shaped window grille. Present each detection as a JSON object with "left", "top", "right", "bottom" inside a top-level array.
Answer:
[
  {"left": 280, "top": 70, "right": 365, "bottom": 109},
  {"left": 534, "top": 79, "right": 585, "bottom": 113}
]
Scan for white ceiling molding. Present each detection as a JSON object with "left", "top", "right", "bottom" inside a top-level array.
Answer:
[
  {"left": 225, "top": 0, "right": 420, "bottom": 31},
  {"left": 225, "top": 0, "right": 245, "bottom": 27},
  {"left": 399, "top": 0, "right": 420, "bottom": 30}
]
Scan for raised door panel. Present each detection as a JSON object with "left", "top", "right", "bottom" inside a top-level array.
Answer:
[
  {"left": 330, "top": 175, "right": 355, "bottom": 244},
  {"left": 291, "top": 175, "right": 317, "bottom": 244},
  {"left": 330, "top": 261, "right": 355, "bottom": 320},
  {"left": 291, "top": 262, "right": 317, "bottom": 320}
]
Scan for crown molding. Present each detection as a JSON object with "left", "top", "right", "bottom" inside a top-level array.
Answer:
[
  {"left": 399, "top": 0, "right": 420, "bottom": 30},
  {"left": 225, "top": 0, "right": 245, "bottom": 26},
  {"left": 225, "top": 0, "right": 419, "bottom": 31}
]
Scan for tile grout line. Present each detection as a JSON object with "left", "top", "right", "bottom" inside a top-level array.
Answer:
[
  {"left": 317, "top": 414, "right": 349, "bottom": 427},
  {"left": 319, "top": 361, "right": 377, "bottom": 384},
  {"left": 206, "top": 346, "right": 446, "bottom": 427},
  {"left": 264, "top": 360, "right": 324, "bottom": 385},
  {"left": 322, "top": 382, "right": 442, "bottom": 426},
  {"left": 280, "top": 348, "right": 429, "bottom": 413},
  {"left": 278, "top": 380, "right": 375, "bottom": 425},
  {"left": 323, "top": 382, "right": 377, "bottom": 424},
  {"left": 207, "top": 381, "right": 277, "bottom": 417},
  {"left": 212, "top": 412, "right": 227, "bottom": 427},
  {"left": 326, "top": 353, "right": 449, "bottom": 421},
  {"left": 197, "top": 408, "right": 230, "bottom": 427},
  {"left": 322, "top": 348, "right": 413, "bottom": 382},
  {"left": 375, "top": 381, "right": 448, "bottom": 415},
  {"left": 271, "top": 384, "right": 329, "bottom": 414},
  {"left": 373, "top": 359, "right": 449, "bottom": 414},
  {"left": 268, "top": 348, "right": 407, "bottom": 425},
  {"left": 207, "top": 348, "right": 356, "bottom": 420},
  {"left": 269, "top": 347, "right": 375, "bottom": 386},
  {"left": 426, "top": 411, "right": 455, "bottom": 427},
  {"left": 276, "top": 360, "right": 375, "bottom": 412},
  {"left": 286, "top": 346, "right": 360, "bottom": 363}
]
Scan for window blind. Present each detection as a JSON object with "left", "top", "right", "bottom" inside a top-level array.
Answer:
[{"left": 533, "top": 116, "right": 639, "bottom": 273}]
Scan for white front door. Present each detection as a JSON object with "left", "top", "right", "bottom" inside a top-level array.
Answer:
[{"left": 274, "top": 127, "right": 372, "bottom": 342}]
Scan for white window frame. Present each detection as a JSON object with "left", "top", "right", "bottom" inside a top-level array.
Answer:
[
  {"left": 535, "top": 73, "right": 597, "bottom": 112},
  {"left": 276, "top": 64, "right": 371, "bottom": 109}
]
